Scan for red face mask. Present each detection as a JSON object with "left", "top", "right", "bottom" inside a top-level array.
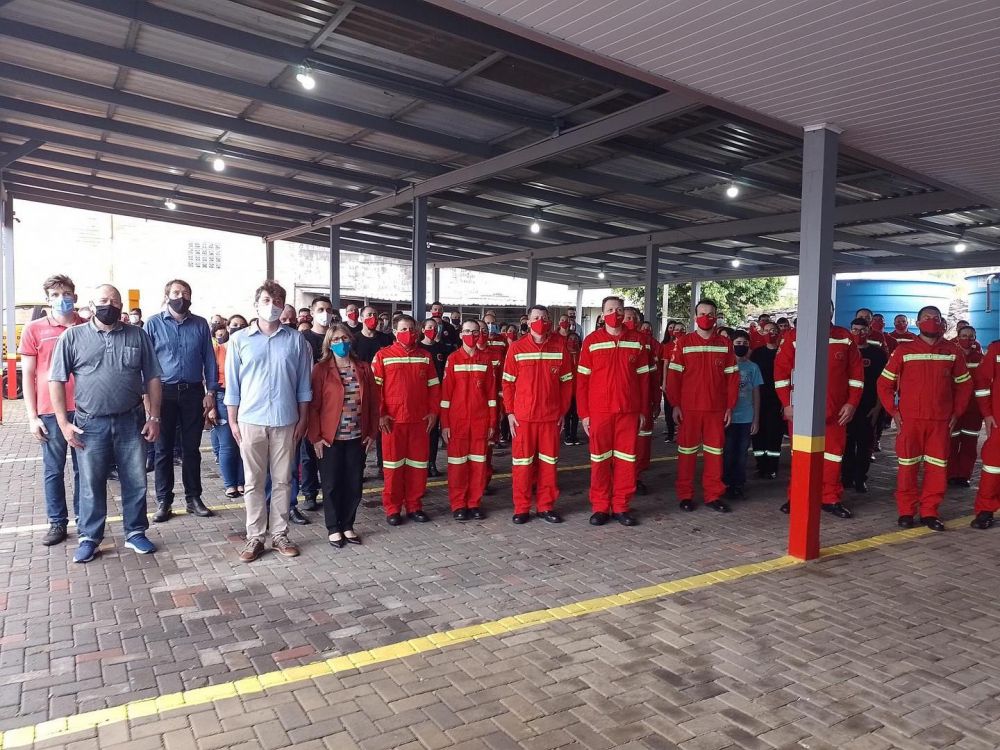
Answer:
[
  {"left": 558, "top": 320, "right": 570, "bottom": 330},
  {"left": 623, "top": 319, "right": 638, "bottom": 331},
  {"left": 603, "top": 311, "right": 621, "bottom": 329},
  {"left": 363, "top": 316, "right": 377, "bottom": 330},
  {"left": 346, "top": 310, "right": 359, "bottom": 322},
  {"left": 529, "top": 319, "right": 551, "bottom": 336},
  {"left": 918, "top": 318, "right": 943, "bottom": 337},
  {"left": 504, "top": 331, "right": 516, "bottom": 341},
  {"left": 461, "top": 333, "right": 477, "bottom": 348},
  {"left": 852, "top": 333, "right": 867, "bottom": 347},
  {"left": 478, "top": 331, "right": 488, "bottom": 344},
  {"left": 423, "top": 327, "right": 436, "bottom": 340},
  {"left": 397, "top": 330, "right": 417, "bottom": 347},
  {"left": 671, "top": 329, "right": 683, "bottom": 338},
  {"left": 696, "top": 314, "right": 717, "bottom": 331},
  {"left": 870, "top": 319, "right": 884, "bottom": 332}
]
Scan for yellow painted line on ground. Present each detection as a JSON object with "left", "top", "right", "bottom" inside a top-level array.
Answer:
[
  {"left": 0, "top": 456, "right": 678, "bottom": 537},
  {"left": 0, "top": 512, "right": 977, "bottom": 749}
]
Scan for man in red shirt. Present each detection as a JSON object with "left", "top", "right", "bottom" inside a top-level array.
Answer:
[
  {"left": 441, "top": 320, "right": 497, "bottom": 521},
  {"left": 501, "top": 305, "right": 574, "bottom": 524},
  {"left": 878, "top": 305, "right": 972, "bottom": 531},
  {"left": 971, "top": 339, "right": 1000, "bottom": 529},
  {"left": 888, "top": 314, "right": 915, "bottom": 346},
  {"left": 372, "top": 315, "right": 441, "bottom": 526},
  {"left": 577, "top": 298, "right": 651, "bottom": 526},
  {"left": 19, "top": 274, "right": 84, "bottom": 546},
  {"left": 665, "top": 299, "right": 739, "bottom": 512}
]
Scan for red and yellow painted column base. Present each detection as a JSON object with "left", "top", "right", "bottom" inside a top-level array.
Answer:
[{"left": 788, "top": 434, "right": 825, "bottom": 560}]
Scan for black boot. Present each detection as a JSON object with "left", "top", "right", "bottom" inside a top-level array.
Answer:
[
  {"left": 185, "top": 497, "right": 214, "bottom": 518},
  {"left": 153, "top": 502, "right": 172, "bottom": 523}
]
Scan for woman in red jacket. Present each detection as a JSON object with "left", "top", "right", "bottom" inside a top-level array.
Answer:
[{"left": 307, "top": 324, "right": 380, "bottom": 547}]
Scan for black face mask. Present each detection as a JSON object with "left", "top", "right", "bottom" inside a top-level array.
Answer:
[
  {"left": 168, "top": 297, "right": 191, "bottom": 315},
  {"left": 733, "top": 344, "right": 749, "bottom": 358},
  {"left": 94, "top": 304, "right": 121, "bottom": 326},
  {"left": 520, "top": 323, "right": 529, "bottom": 333}
]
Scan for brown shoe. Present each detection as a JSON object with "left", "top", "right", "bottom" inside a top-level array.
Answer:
[
  {"left": 272, "top": 535, "right": 300, "bottom": 558},
  {"left": 239, "top": 538, "right": 264, "bottom": 562}
]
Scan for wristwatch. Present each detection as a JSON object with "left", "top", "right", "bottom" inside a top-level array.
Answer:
[{"left": 148, "top": 416, "right": 161, "bottom": 423}]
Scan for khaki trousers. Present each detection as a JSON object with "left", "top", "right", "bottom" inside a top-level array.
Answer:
[{"left": 240, "top": 423, "right": 296, "bottom": 542}]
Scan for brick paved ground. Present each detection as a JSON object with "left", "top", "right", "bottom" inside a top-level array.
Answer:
[{"left": 0, "top": 399, "right": 993, "bottom": 748}]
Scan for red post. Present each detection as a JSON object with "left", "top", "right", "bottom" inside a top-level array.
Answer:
[
  {"left": 788, "top": 435, "right": 824, "bottom": 560},
  {"left": 5, "top": 359, "right": 14, "bottom": 400}
]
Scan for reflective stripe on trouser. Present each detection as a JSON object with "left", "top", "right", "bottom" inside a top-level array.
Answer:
[
  {"left": 895, "top": 418, "right": 950, "bottom": 517},
  {"left": 752, "top": 407, "right": 784, "bottom": 475},
  {"left": 446, "top": 422, "right": 490, "bottom": 510},
  {"left": 511, "top": 420, "right": 560, "bottom": 514},
  {"left": 974, "top": 429, "right": 1000, "bottom": 514},
  {"left": 675, "top": 410, "right": 726, "bottom": 502},
  {"left": 636, "top": 408, "right": 654, "bottom": 473},
  {"left": 381, "top": 421, "right": 430, "bottom": 515},
  {"left": 949, "top": 415, "right": 982, "bottom": 481},
  {"left": 784, "top": 420, "right": 846, "bottom": 505},
  {"left": 588, "top": 412, "right": 641, "bottom": 514}
]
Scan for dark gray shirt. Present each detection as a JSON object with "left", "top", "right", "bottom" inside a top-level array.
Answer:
[{"left": 49, "top": 322, "right": 162, "bottom": 417}]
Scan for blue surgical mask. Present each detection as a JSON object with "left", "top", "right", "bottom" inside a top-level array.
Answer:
[
  {"left": 331, "top": 341, "right": 351, "bottom": 358},
  {"left": 488, "top": 323, "right": 499, "bottom": 335},
  {"left": 53, "top": 297, "right": 75, "bottom": 316}
]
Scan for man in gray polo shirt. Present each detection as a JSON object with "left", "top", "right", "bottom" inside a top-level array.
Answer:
[{"left": 50, "top": 284, "right": 163, "bottom": 564}]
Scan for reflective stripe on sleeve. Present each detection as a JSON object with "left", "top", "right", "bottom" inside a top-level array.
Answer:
[
  {"left": 427, "top": 378, "right": 440, "bottom": 387},
  {"left": 560, "top": 372, "right": 574, "bottom": 382},
  {"left": 440, "top": 400, "right": 450, "bottom": 408},
  {"left": 880, "top": 370, "right": 897, "bottom": 381},
  {"left": 774, "top": 379, "right": 791, "bottom": 388},
  {"left": 668, "top": 362, "right": 685, "bottom": 372},
  {"left": 976, "top": 388, "right": 991, "bottom": 397},
  {"left": 848, "top": 379, "right": 864, "bottom": 388},
  {"left": 577, "top": 365, "right": 592, "bottom": 375},
  {"left": 954, "top": 373, "right": 971, "bottom": 384},
  {"left": 502, "top": 373, "right": 517, "bottom": 382}
]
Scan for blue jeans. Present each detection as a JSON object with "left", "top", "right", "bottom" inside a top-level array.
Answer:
[
  {"left": 74, "top": 406, "right": 150, "bottom": 543},
  {"left": 40, "top": 412, "right": 80, "bottom": 524},
  {"left": 722, "top": 422, "right": 753, "bottom": 489},
  {"left": 213, "top": 391, "right": 244, "bottom": 488}
]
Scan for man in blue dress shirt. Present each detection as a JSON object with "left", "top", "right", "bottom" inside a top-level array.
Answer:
[{"left": 144, "top": 279, "right": 217, "bottom": 522}]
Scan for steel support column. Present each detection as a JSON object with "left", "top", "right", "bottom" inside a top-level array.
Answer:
[
  {"left": 265, "top": 240, "right": 275, "bottom": 280},
  {"left": 411, "top": 197, "right": 428, "bottom": 319},
  {"left": 643, "top": 240, "right": 659, "bottom": 325},
  {"left": 526, "top": 258, "right": 539, "bottom": 308},
  {"left": 689, "top": 280, "right": 702, "bottom": 327},
  {"left": 575, "top": 287, "right": 584, "bottom": 335},
  {"left": 661, "top": 283, "right": 670, "bottom": 336},
  {"left": 328, "top": 226, "right": 341, "bottom": 310},
  {"left": 788, "top": 124, "right": 840, "bottom": 561},
  {"left": 431, "top": 267, "right": 440, "bottom": 305},
  {"left": 1, "top": 183, "right": 14, "bottom": 401}
]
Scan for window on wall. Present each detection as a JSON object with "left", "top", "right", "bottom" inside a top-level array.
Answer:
[{"left": 187, "top": 241, "right": 222, "bottom": 269}]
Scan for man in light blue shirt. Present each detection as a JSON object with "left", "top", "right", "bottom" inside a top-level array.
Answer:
[
  {"left": 144, "top": 279, "right": 217, "bottom": 522},
  {"left": 225, "top": 280, "right": 312, "bottom": 563},
  {"left": 723, "top": 330, "right": 762, "bottom": 500}
]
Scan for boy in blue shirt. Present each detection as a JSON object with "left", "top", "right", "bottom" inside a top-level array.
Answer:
[{"left": 723, "top": 330, "right": 762, "bottom": 499}]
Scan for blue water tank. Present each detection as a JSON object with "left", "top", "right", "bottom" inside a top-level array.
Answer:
[
  {"left": 967, "top": 273, "right": 1000, "bottom": 344},
  {"left": 834, "top": 277, "right": 954, "bottom": 330}
]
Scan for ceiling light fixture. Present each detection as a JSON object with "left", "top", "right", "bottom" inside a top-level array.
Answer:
[
  {"left": 530, "top": 210, "right": 542, "bottom": 234},
  {"left": 954, "top": 228, "right": 968, "bottom": 252},
  {"left": 730, "top": 251, "right": 742, "bottom": 268},
  {"left": 725, "top": 182, "right": 740, "bottom": 199},
  {"left": 212, "top": 155, "right": 226, "bottom": 172},
  {"left": 598, "top": 265, "right": 606, "bottom": 280},
  {"left": 296, "top": 65, "right": 316, "bottom": 90},
  {"left": 164, "top": 198, "right": 177, "bottom": 211}
]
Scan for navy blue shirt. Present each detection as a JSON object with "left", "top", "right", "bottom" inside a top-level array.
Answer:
[{"left": 144, "top": 310, "right": 218, "bottom": 391}]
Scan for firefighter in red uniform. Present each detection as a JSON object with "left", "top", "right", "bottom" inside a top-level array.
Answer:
[
  {"left": 624, "top": 307, "right": 659, "bottom": 494},
  {"left": 773, "top": 305, "right": 863, "bottom": 518},
  {"left": 949, "top": 325, "right": 983, "bottom": 488},
  {"left": 889, "top": 314, "right": 915, "bottom": 347},
  {"left": 971, "top": 339, "right": 1000, "bottom": 529},
  {"left": 877, "top": 305, "right": 972, "bottom": 531},
  {"left": 502, "top": 305, "right": 574, "bottom": 524},
  {"left": 665, "top": 299, "right": 739, "bottom": 512},
  {"left": 372, "top": 315, "right": 441, "bottom": 526},
  {"left": 577, "top": 297, "right": 651, "bottom": 527},
  {"left": 749, "top": 314, "right": 772, "bottom": 351},
  {"left": 441, "top": 320, "right": 496, "bottom": 521},
  {"left": 855, "top": 308, "right": 892, "bottom": 355}
]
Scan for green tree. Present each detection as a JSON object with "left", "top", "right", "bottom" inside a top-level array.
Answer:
[{"left": 615, "top": 277, "right": 786, "bottom": 329}]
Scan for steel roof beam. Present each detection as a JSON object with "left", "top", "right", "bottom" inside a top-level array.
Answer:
[
  {"left": 0, "top": 138, "right": 44, "bottom": 168},
  {"left": 265, "top": 92, "right": 702, "bottom": 241}
]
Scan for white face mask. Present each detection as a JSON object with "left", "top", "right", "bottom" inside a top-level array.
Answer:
[
  {"left": 258, "top": 302, "right": 282, "bottom": 323},
  {"left": 129, "top": 314, "right": 140, "bottom": 324},
  {"left": 314, "top": 311, "right": 330, "bottom": 327}
]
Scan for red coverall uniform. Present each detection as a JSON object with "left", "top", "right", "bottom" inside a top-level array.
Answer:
[
  {"left": 372, "top": 343, "right": 441, "bottom": 515},
  {"left": 636, "top": 333, "right": 660, "bottom": 473},
  {"left": 440, "top": 347, "right": 496, "bottom": 511},
  {"left": 949, "top": 346, "right": 983, "bottom": 481},
  {"left": 749, "top": 324, "right": 768, "bottom": 351},
  {"left": 576, "top": 328, "right": 651, "bottom": 513},
  {"left": 889, "top": 329, "right": 916, "bottom": 347},
  {"left": 973, "top": 341, "right": 1000, "bottom": 514},
  {"left": 774, "top": 326, "right": 864, "bottom": 505},
  {"left": 665, "top": 331, "right": 739, "bottom": 502},
  {"left": 877, "top": 338, "right": 972, "bottom": 517},
  {"left": 502, "top": 334, "right": 574, "bottom": 514}
]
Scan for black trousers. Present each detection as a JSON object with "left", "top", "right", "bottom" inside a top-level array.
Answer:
[
  {"left": 429, "top": 424, "right": 441, "bottom": 469},
  {"left": 155, "top": 385, "right": 204, "bottom": 504},
  {"left": 752, "top": 404, "right": 785, "bottom": 476},
  {"left": 842, "top": 414, "right": 875, "bottom": 487},
  {"left": 564, "top": 397, "right": 579, "bottom": 441},
  {"left": 319, "top": 438, "right": 364, "bottom": 534},
  {"left": 663, "top": 397, "right": 675, "bottom": 440}
]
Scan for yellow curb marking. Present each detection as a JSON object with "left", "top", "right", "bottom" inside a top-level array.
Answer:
[{"left": 0, "top": 512, "right": 975, "bottom": 748}]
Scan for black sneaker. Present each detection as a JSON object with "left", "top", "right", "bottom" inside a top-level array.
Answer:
[{"left": 41, "top": 522, "right": 68, "bottom": 546}]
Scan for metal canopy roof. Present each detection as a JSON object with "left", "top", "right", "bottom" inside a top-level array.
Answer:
[{"left": 1, "top": 0, "right": 999, "bottom": 291}]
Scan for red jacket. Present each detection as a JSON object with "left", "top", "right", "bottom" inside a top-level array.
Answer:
[
  {"left": 974, "top": 341, "right": 1000, "bottom": 419},
  {"left": 749, "top": 324, "right": 768, "bottom": 351},
  {"left": 371, "top": 342, "right": 441, "bottom": 423},
  {"left": 665, "top": 331, "right": 739, "bottom": 412},
  {"left": 773, "top": 326, "right": 863, "bottom": 418},
  {"left": 866, "top": 330, "right": 893, "bottom": 355},
  {"left": 501, "top": 334, "right": 573, "bottom": 422},
  {"left": 440, "top": 347, "right": 497, "bottom": 430},
  {"left": 485, "top": 335, "right": 506, "bottom": 398},
  {"left": 576, "top": 328, "right": 651, "bottom": 419},
  {"left": 877, "top": 337, "right": 972, "bottom": 421},
  {"left": 957, "top": 346, "right": 984, "bottom": 424},
  {"left": 307, "top": 359, "right": 380, "bottom": 445}
]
